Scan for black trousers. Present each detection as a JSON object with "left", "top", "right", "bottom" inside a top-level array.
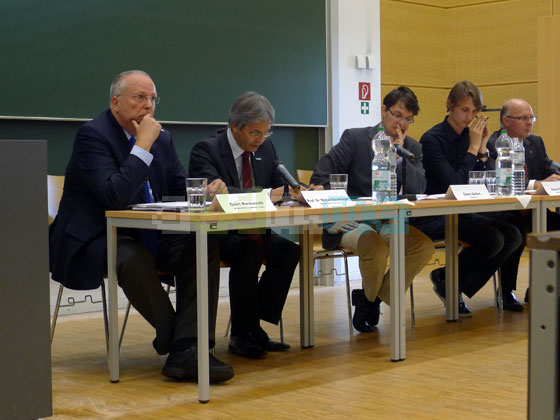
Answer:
[
  {"left": 485, "top": 209, "right": 560, "bottom": 291},
  {"left": 116, "top": 233, "right": 220, "bottom": 355},
  {"left": 218, "top": 232, "right": 300, "bottom": 337},
  {"left": 412, "top": 213, "right": 522, "bottom": 298}
]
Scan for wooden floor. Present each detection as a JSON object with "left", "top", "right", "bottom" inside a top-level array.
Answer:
[{"left": 50, "top": 252, "right": 530, "bottom": 420}]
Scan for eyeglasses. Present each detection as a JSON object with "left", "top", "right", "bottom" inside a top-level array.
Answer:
[
  {"left": 119, "top": 94, "right": 160, "bottom": 105},
  {"left": 506, "top": 115, "right": 537, "bottom": 123},
  {"left": 245, "top": 129, "right": 273, "bottom": 139},
  {"left": 388, "top": 108, "right": 415, "bottom": 124}
]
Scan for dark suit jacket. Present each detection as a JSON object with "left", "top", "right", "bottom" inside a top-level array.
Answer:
[
  {"left": 188, "top": 128, "right": 284, "bottom": 192},
  {"left": 421, "top": 117, "right": 493, "bottom": 195},
  {"left": 49, "top": 109, "right": 187, "bottom": 290},
  {"left": 310, "top": 123, "right": 426, "bottom": 249},
  {"left": 487, "top": 130, "right": 560, "bottom": 184},
  {"left": 310, "top": 124, "right": 426, "bottom": 197}
]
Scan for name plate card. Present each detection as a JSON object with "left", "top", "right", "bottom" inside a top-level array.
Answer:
[
  {"left": 216, "top": 191, "right": 277, "bottom": 213},
  {"left": 536, "top": 181, "right": 560, "bottom": 196},
  {"left": 444, "top": 184, "right": 491, "bottom": 200},
  {"left": 300, "top": 190, "right": 355, "bottom": 208}
]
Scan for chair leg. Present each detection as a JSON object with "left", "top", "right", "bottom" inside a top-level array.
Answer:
[
  {"left": 100, "top": 280, "right": 110, "bottom": 354},
  {"left": 409, "top": 283, "right": 416, "bottom": 329},
  {"left": 279, "top": 317, "right": 284, "bottom": 343},
  {"left": 224, "top": 316, "right": 231, "bottom": 338},
  {"left": 51, "top": 283, "right": 65, "bottom": 343},
  {"left": 119, "top": 302, "right": 132, "bottom": 351},
  {"left": 343, "top": 253, "right": 353, "bottom": 336},
  {"left": 493, "top": 269, "right": 503, "bottom": 311}
]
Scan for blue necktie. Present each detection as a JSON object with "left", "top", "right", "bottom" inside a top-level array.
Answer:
[{"left": 129, "top": 136, "right": 159, "bottom": 257}]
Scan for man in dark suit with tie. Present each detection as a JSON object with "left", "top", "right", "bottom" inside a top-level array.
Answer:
[
  {"left": 487, "top": 98, "right": 560, "bottom": 304},
  {"left": 309, "top": 86, "right": 434, "bottom": 332},
  {"left": 189, "top": 92, "right": 299, "bottom": 359},
  {"left": 49, "top": 70, "right": 233, "bottom": 382}
]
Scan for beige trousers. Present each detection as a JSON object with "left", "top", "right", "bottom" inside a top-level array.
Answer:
[{"left": 339, "top": 224, "right": 434, "bottom": 304}]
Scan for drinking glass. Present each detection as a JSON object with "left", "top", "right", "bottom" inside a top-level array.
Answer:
[
  {"left": 185, "top": 178, "right": 208, "bottom": 212},
  {"left": 485, "top": 170, "right": 496, "bottom": 195},
  {"left": 468, "top": 171, "right": 486, "bottom": 185},
  {"left": 329, "top": 174, "right": 348, "bottom": 191}
]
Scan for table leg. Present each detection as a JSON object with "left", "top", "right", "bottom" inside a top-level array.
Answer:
[
  {"left": 195, "top": 230, "right": 210, "bottom": 403},
  {"left": 444, "top": 214, "right": 459, "bottom": 321},
  {"left": 390, "top": 210, "right": 406, "bottom": 361},
  {"left": 106, "top": 219, "right": 119, "bottom": 382},
  {"left": 299, "top": 228, "right": 314, "bottom": 348}
]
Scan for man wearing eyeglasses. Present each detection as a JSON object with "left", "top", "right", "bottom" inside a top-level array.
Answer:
[
  {"left": 49, "top": 70, "right": 234, "bottom": 383},
  {"left": 487, "top": 98, "right": 560, "bottom": 304},
  {"left": 309, "top": 86, "right": 434, "bottom": 333},
  {"left": 189, "top": 91, "right": 299, "bottom": 359}
]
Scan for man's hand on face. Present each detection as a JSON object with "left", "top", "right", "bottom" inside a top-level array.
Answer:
[
  {"left": 392, "top": 125, "right": 408, "bottom": 147},
  {"left": 132, "top": 114, "right": 161, "bottom": 152}
]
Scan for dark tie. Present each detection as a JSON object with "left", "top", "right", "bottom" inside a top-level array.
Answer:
[
  {"left": 242, "top": 151, "right": 253, "bottom": 189},
  {"left": 129, "top": 136, "right": 158, "bottom": 257}
]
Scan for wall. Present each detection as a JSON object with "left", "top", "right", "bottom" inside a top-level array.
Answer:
[{"left": 381, "top": 0, "right": 559, "bottom": 154}]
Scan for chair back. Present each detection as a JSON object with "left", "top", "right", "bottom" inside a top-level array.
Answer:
[
  {"left": 297, "top": 169, "right": 313, "bottom": 186},
  {"left": 48, "top": 175, "right": 64, "bottom": 225}
]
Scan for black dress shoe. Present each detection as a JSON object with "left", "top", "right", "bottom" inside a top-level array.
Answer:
[
  {"left": 228, "top": 334, "right": 267, "bottom": 359},
  {"left": 162, "top": 345, "right": 234, "bottom": 383},
  {"left": 430, "top": 268, "right": 446, "bottom": 303},
  {"left": 366, "top": 299, "right": 381, "bottom": 326},
  {"left": 458, "top": 294, "right": 472, "bottom": 317},
  {"left": 524, "top": 287, "right": 529, "bottom": 303},
  {"left": 250, "top": 327, "right": 290, "bottom": 352},
  {"left": 502, "top": 291, "right": 523, "bottom": 312},
  {"left": 351, "top": 289, "right": 376, "bottom": 333}
]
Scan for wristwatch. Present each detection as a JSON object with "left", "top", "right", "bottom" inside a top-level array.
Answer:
[{"left": 477, "top": 151, "right": 489, "bottom": 158}]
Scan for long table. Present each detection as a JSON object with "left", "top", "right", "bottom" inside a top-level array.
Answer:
[
  {"left": 404, "top": 197, "right": 541, "bottom": 320},
  {"left": 105, "top": 202, "right": 405, "bottom": 403},
  {"left": 105, "top": 195, "right": 552, "bottom": 403}
]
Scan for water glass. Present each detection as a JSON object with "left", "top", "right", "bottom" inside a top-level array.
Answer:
[
  {"left": 485, "top": 170, "right": 496, "bottom": 195},
  {"left": 329, "top": 174, "right": 348, "bottom": 191},
  {"left": 185, "top": 178, "right": 208, "bottom": 212},
  {"left": 468, "top": 171, "right": 486, "bottom": 185}
]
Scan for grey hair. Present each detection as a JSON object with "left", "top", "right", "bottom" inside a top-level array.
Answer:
[
  {"left": 109, "top": 70, "right": 152, "bottom": 101},
  {"left": 228, "top": 91, "right": 275, "bottom": 129}
]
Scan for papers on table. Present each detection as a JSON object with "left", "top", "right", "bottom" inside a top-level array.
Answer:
[{"left": 131, "top": 201, "right": 199, "bottom": 212}]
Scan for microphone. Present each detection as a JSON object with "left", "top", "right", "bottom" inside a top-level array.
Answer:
[
  {"left": 395, "top": 145, "right": 415, "bottom": 159},
  {"left": 274, "top": 159, "right": 301, "bottom": 191}
]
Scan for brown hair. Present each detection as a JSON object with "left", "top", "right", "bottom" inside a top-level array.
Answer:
[{"left": 446, "top": 80, "right": 482, "bottom": 112}]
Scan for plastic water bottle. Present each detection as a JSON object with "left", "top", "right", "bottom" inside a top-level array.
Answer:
[
  {"left": 388, "top": 143, "right": 398, "bottom": 201},
  {"left": 371, "top": 127, "right": 392, "bottom": 203},
  {"left": 511, "top": 137, "right": 526, "bottom": 195},
  {"left": 495, "top": 129, "right": 513, "bottom": 197}
]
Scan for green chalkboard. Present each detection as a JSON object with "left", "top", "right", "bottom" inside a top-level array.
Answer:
[{"left": 1, "top": 0, "right": 327, "bottom": 126}]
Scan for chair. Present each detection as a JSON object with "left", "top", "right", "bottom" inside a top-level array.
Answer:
[
  {"left": 296, "top": 169, "right": 417, "bottom": 333},
  {"left": 48, "top": 175, "right": 110, "bottom": 347},
  {"left": 48, "top": 175, "right": 175, "bottom": 351}
]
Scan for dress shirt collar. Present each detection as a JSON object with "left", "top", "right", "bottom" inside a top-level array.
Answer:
[
  {"left": 442, "top": 116, "right": 467, "bottom": 142},
  {"left": 227, "top": 128, "right": 248, "bottom": 160}
]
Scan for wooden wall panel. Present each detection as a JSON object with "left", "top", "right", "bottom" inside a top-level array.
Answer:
[
  {"left": 537, "top": 15, "right": 560, "bottom": 161},
  {"left": 446, "top": 0, "right": 551, "bottom": 86},
  {"left": 381, "top": 0, "right": 555, "bottom": 144},
  {"left": 380, "top": 1, "right": 445, "bottom": 88}
]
